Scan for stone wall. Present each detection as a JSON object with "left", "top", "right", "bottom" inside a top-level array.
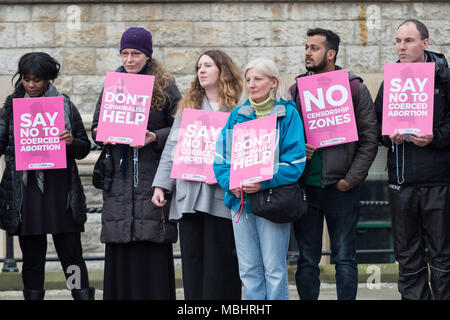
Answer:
[
  {"left": 0, "top": 1, "right": 448, "bottom": 113},
  {"left": 0, "top": 1, "right": 449, "bottom": 271}
]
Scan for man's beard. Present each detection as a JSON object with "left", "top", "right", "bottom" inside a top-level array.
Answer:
[{"left": 305, "top": 54, "right": 328, "bottom": 73}]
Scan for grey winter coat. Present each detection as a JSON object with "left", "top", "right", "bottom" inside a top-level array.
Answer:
[
  {"left": 0, "top": 84, "right": 90, "bottom": 234},
  {"left": 152, "top": 97, "right": 231, "bottom": 221},
  {"left": 92, "top": 68, "right": 182, "bottom": 244}
]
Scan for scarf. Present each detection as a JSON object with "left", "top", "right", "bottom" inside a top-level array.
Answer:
[{"left": 250, "top": 96, "right": 275, "bottom": 118}]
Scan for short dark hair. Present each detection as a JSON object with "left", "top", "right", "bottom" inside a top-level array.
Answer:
[
  {"left": 306, "top": 28, "right": 340, "bottom": 62},
  {"left": 12, "top": 52, "right": 60, "bottom": 90},
  {"left": 398, "top": 19, "right": 429, "bottom": 40}
]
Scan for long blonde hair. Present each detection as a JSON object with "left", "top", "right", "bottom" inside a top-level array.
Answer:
[
  {"left": 241, "top": 58, "right": 290, "bottom": 103},
  {"left": 176, "top": 50, "right": 242, "bottom": 117}
]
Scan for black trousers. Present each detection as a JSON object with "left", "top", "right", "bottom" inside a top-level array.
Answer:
[
  {"left": 389, "top": 184, "right": 450, "bottom": 300},
  {"left": 18, "top": 233, "right": 89, "bottom": 290},
  {"left": 179, "top": 212, "right": 241, "bottom": 300}
]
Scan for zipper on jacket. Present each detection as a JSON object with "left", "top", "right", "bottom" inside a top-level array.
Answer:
[{"left": 131, "top": 147, "right": 136, "bottom": 241}]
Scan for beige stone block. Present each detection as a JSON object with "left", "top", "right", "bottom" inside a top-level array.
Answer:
[
  {"left": 72, "top": 75, "right": 105, "bottom": 95},
  {"left": 70, "top": 93, "right": 100, "bottom": 114},
  {"left": 311, "top": 20, "right": 358, "bottom": 45},
  {"left": 193, "top": 22, "right": 234, "bottom": 47},
  {"left": 53, "top": 75, "right": 73, "bottom": 95},
  {"left": 90, "top": 4, "right": 163, "bottom": 22},
  {"left": 151, "top": 47, "right": 164, "bottom": 64},
  {"left": 95, "top": 48, "right": 122, "bottom": 74},
  {"left": 287, "top": 3, "right": 335, "bottom": 21},
  {"left": 411, "top": 3, "right": 449, "bottom": 20},
  {"left": 233, "top": 22, "right": 272, "bottom": 47},
  {"left": 380, "top": 3, "right": 409, "bottom": 19},
  {"left": 55, "top": 22, "right": 106, "bottom": 47},
  {"left": 427, "top": 44, "right": 442, "bottom": 54},
  {"left": 0, "top": 76, "right": 13, "bottom": 104},
  {"left": 364, "top": 20, "right": 396, "bottom": 46},
  {"left": 211, "top": 3, "right": 245, "bottom": 21},
  {"left": 104, "top": 22, "right": 143, "bottom": 47},
  {"left": 440, "top": 46, "right": 450, "bottom": 62},
  {"left": 426, "top": 20, "right": 450, "bottom": 45},
  {"left": 335, "top": 46, "right": 346, "bottom": 69},
  {"left": 0, "top": 23, "right": 16, "bottom": 48},
  {"left": 333, "top": 2, "right": 366, "bottom": 20},
  {"left": 164, "top": 3, "right": 210, "bottom": 21},
  {"left": 346, "top": 46, "right": 381, "bottom": 74},
  {"left": 247, "top": 47, "right": 287, "bottom": 73},
  {"left": 381, "top": 46, "right": 398, "bottom": 65},
  {"left": 62, "top": 48, "right": 96, "bottom": 75},
  {"left": 220, "top": 47, "right": 248, "bottom": 72},
  {"left": 31, "top": 4, "right": 90, "bottom": 22},
  {"left": 243, "top": 3, "right": 288, "bottom": 21},
  {"left": 149, "top": 22, "right": 193, "bottom": 47},
  {"left": 16, "top": 23, "right": 54, "bottom": 47},
  {"left": 0, "top": 5, "right": 31, "bottom": 22},
  {"left": 0, "top": 49, "right": 30, "bottom": 75},
  {"left": 284, "top": 46, "right": 305, "bottom": 76},
  {"left": 173, "top": 74, "right": 195, "bottom": 96},
  {"left": 272, "top": 21, "right": 308, "bottom": 47},
  {"left": 31, "top": 5, "right": 64, "bottom": 22},
  {"left": 164, "top": 48, "right": 203, "bottom": 74}
]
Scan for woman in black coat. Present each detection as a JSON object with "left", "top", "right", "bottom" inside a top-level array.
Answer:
[
  {"left": 91, "top": 27, "right": 181, "bottom": 300},
  {"left": 0, "top": 52, "right": 94, "bottom": 300}
]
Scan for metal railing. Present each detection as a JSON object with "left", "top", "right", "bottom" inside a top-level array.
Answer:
[{"left": 1, "top": 201, "right": 394, "bottom": 272}]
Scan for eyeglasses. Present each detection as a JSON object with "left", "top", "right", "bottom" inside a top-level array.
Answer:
[{"left": 120, "top": 51, "right": 144, "bottom": 58}]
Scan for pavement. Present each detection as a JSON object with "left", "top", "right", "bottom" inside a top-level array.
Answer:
[
  {"left": 0, "top": 283, "right": 401, "bottom": 300},
  {"left": 0, "top": 263, "right": 402, "bottom": 300}
]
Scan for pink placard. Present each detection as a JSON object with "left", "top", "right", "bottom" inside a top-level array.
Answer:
[
  {"left": 382, "top": 62, "right": 435, "bottom": 136},
  {"left": 297, "top": 69, "right": 358, "bottom": 148},
  {"left": 96, "top": 71, "right": 154, "bottom": 145},
  {"left": 170, "top": 108, "right": 229, "bottom": 183},
  {"left": 229, "top": 114, "right": 277, "bottom": 190},
  {"left": 13, "top": 96, "right": 67, "bottom": 171}
]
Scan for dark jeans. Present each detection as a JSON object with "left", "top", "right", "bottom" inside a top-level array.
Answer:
[
  {"left": 293, "top": 185, "right": 360, "bottom": 300},
  {"left": 179, "top": 211, "right": 241, "bottom": 300},
  {"left": 389, "top": 184, "right": 450, "bottom": 300},
  {"left": 18, "top": 233, "right": 89, "bottom": 290}
]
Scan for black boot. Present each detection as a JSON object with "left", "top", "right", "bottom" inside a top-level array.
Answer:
[
  {"left": 71, "top": 287, "right": 95, "bottom": 300},
  {"left": 23, "top": 289, "right": 45, "bottom": 300}
]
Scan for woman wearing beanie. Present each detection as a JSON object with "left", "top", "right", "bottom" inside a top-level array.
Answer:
[
  {"left": 152, "top": 50, "right": 242, "bottom": 300},
  {"left": 213, "top": 58, "right": 306, "bottom": 300},
  {"left": 91, "top": 27, "right": 182, "bottom": 300},
  {"left": 0, "top": 52, "right": 94, "bottom": 300}
]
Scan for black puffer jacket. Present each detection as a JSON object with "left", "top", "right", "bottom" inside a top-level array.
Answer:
[
  {"left": 375, "top": 51, "right": 450, "bottom": 186},
  {"left": 0, "top": 84, "right": 91, "bottom": 234},
  {"left": 91, "top": 65, "right": 182, "bottom": 244}
]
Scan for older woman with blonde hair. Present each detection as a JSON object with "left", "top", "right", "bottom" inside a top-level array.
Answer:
[
  {"left": 152, "top": 50, "right": 242, "bottom": 299},
  {"left": 214, "top": 58, "right": 306, "bottom": 300}
]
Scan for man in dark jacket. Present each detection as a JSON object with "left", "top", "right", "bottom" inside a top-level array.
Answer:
[
  {"left": 374, "top": 19, "right": 450, "bottom": 300},
  {"left": 289, "top": 28, "right": 378, "bottom": 300}
]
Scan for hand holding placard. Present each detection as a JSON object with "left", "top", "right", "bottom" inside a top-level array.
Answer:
[
  {"left": 13, "top": 96, "right": 67, "bottom": 170},
  {"left": 297, "top": 69, "right": 358, "bottom": 148},
  {"left": 382, "top": 62, "right": 435, "bottom": 136}
]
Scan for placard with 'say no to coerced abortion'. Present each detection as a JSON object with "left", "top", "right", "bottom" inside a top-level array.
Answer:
[{"left": 13, "top": 96, "right": 66, "bottom": 170}]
